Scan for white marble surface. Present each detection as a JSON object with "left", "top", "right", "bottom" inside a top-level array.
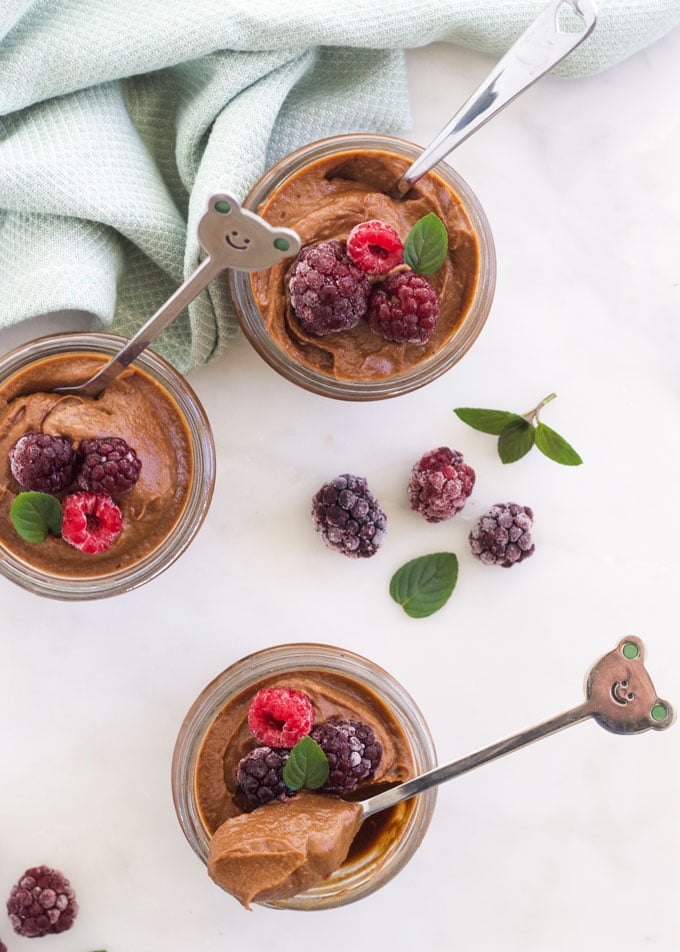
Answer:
[{"left": 1, "top": 26, "right": 679, "bottom": 952}]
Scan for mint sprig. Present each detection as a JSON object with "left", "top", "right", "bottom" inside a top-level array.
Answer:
[
  {"left": 10, "top": 491, "right": 63, "bottom": 542},
  {"left": 282, "top": 735, "right": 329, "bottom": 791},
  {"left": 403, "top": 213, "right": 448, "bottom": 275},
  {"left": 390, "top": 552, "right": 459, "bottom": 618},
  {"left": 454, "top": 394, "right": 583, "bottom": 466}
]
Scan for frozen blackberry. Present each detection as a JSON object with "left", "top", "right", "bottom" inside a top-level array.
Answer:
[
  {"left": 469, "top": 502, "right": 535, "bottom": 567},
  {"left": 288, "top": 240, "right": 371, "bottom": 336},
  {"left": 77, "top": 437, "right": 141, "bottom": 494},
  {"left": 311, "top": 474, "right": 386, "bottom": 558},
  {"left": 237, "top": 746, "right": 293, "bottom": 808},
  {"left": 368, "top": 270, "right": 440, "bottom": 344},
  {"left": 311, "top": 719, "right": 383, "bottom": 795},
  {"left": 7, "top": 865, "right": 78, "bottom": 938},
  {"left": 9, "top": 432, "right": 77, "bottom": 494},
  {"left": 408, "top": 447, "right": 475, "bottom": 523}
]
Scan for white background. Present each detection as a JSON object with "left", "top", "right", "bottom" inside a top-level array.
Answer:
[{"left": 1, "top": 24, "right": 679, "bottom": 952}]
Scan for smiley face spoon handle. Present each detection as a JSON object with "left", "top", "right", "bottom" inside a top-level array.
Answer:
[
  {"left": 53, "top": 194, "right": 300, "bottom": 398},
  {"left": 361, "top": 636, "right": 674, "bottom": 820},
  {"left": 396, "top": 0, "right": 598, "bottom": 194}
]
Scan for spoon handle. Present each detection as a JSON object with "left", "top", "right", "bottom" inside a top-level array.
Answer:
[
  {"left": 64, "top": 257, "right": 221, "bottom": 398},
  {"left": 361, "top": 704, "right": 591, "bottom": 819},
  {"left": 398, "top": 0, "right": 598, "bottom": 191},
  {"left": 361, "top": 635, "right": 674, "bottom": 820}
]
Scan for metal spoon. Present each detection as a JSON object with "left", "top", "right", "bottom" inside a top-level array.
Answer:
[
  {"left": 361, "top": 636, "right": 674, "bottom": 820},
  {"left": 395, "top": 0, "right": 598, "bottom": 194},
  {"left": 53, "top": 194, "right": 301, "bottom": 398}
]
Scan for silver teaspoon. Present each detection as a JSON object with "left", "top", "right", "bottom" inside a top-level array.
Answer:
[
  {"left": 53, "top": 194, "right": 301, "bottom": 398},
  {"left": 361, "top": 636, "right": 674, "bottom": 820},
  {"left": 395, "top": 0, "right": 598, "bottom": 194}
]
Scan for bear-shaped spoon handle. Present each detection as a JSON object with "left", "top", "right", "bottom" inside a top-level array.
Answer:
[
  {"left": 362, "top": 637, "right": 674, "bottom": 819},
  {"left": 53, "top": 194, "right": 300, "bottom": 399}
]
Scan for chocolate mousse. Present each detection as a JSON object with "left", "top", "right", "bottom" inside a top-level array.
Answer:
[
  {"left": 0, "top": 352, "right": 192, "bottom": 577},
  {"left": 251, "top": 149, "right": 480, "bottom": 381},
  {"left": 195, "top": 669, "right": 416, "bottom": 907},
  {"left": 208, "top": 793, "right": 363, "bottom": 908}
]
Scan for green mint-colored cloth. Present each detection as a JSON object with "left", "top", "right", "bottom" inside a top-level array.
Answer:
[{"left": 0, "top": 1, "right": 677, "bottom": 373}]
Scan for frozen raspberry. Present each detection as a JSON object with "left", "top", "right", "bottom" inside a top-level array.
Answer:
[
  {"left": 61, "top": 492, "right": 122, "bottom": 554},
  {"left": 311, "top": 474, "right": 386, "bottom": 559},
  {"left": 7, "top": 865, "right": 78, "bottom": 938},
  {"left": 247, "top": 687, "right": 315, "bottom": 747},
  {"left": 368, "top": 271, "right": 440, "bottom": 344},
  {"left": 311, "top": 719, "right": 383, "bottom": 795},
  {"left": 0, "top": 940, "right": 6, "bottom": 952},
  {"left": 288, "top": 240, "right": 371, "bottom": 336},
  {"left": 346, "top": 220, "right": 404, "bottom": 275},
  {"left": 469, "top": 502, "right": 535, "bottom": 567},
  {"left": 237, "top": 746, "right": 293, "bottom": 808},
  {"left": 77, "top": 437, "right": 141, "bottom": 494},
  {"left": 408, "top": 447, "right": 475, "bottom": 523},
  {"left": 9, "top": 432, "right": 77, "bottom": 494}
]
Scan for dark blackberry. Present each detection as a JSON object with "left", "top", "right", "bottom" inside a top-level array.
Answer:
[
  {"left": 469, "top": 502, "right": 535, "bottom": 567},
  {"left": 311, "top": 474, "right": 386, "bottom": 558},
  {"left": 408, "top": 447, "right": 475, "bottom": 523},
  {"left": 368, "top": 270, "right": 440, "bottom": 344},
  {"left": 7, "top": 865, "right": 78, "bottom": 938},
  {"left": 9, "top": 432, "right": 77, "bottom": 494},
  {"left": 311, "top": 719, "right": 383, "bottom": 795},
  {"left": 236, "top": 746, "right": 293, "bottom": 808},
  {"left": 288, "top": 240, "right": 371, "bottom": 336},
  {"left": 76, "top": 437, "right": 141, "bottom": 494}
]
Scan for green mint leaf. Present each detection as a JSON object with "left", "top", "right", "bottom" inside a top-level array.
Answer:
[
  {"left": 535, "top": 423, "right": 583, "bottom": 466},
  {"left": 402, "top": 213, "right": 448, "bottom": 275},
  {"left": 454, "top": 407, "right": 524, "bottom": 435},
  {"left": 10, "top": 492, "right": 63, "bottom": 543},
  {"left": 497, "top": 419, "right": 535, "bottom": 464},
  {"left": 282, "top": 736, "right": 329, "bottom": 791},
  {"left": 390, "top": 552, "right": 458, "bottom": 619}
]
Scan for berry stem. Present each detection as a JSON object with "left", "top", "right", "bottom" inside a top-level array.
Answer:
[{"left": 523, "top": 392, "right": 556, "bottom": 425}]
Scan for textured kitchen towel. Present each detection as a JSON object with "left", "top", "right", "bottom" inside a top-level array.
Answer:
[{"left": 0, "top": 0, "right": 677, "bottom": 372}]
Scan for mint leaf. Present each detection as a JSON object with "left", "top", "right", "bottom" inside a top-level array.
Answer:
[
  {"left": 497, "top": 419, "right": 535, "bottom": 463},
  {"left": 282, "top": 736, "right": 329, "bottom": 791},
  {"left": 403, "top": 213, "right": 448, "bottom": 275},
  {"left": 390, "top": 552, "right": 458, "bottom": 619},
  {"left": 535, "top": 423, "right": 583, "bottom": 466},
  {"left": 10, "top": 492, "right": 62, "bottom": 543},
  {"left": 454, "top": 407, "right": 524, "bottom": 435}
]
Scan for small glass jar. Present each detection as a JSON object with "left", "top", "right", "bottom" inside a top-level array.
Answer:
[
  {"left": 230, "top": 133, "right": 496, "bottom": 400},
  {"left": 172, "top": 643, "right": 437, "bottom": 910},
  {"left": 0, "top": 332, "right": 215, "bottom": 600}
]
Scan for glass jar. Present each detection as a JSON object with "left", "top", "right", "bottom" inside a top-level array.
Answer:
[
  {"left": 172, "top": 643, "right": 437, "bottom": 910},
  {"left": 230, "top": 133, "right": 496, "bottom": 400},
  {"left": 0, "top": 332, "right": 215, "bottom": 599}
]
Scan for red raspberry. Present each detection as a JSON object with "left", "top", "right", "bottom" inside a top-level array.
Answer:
[
  {"left": 408, "top": 447, "right": 475, "bottom": 522},
  {"left": 61, "top": 492, "right": 122, "bottom": 554},
  {"left": 247, "top": 687, "right": 315, "bottom": 747},
  {"left": 346, "top": 220, "right": 403, "bottom": 275},
  {"left": 288, "top": 240, "right": 370, "bottom": 336},
  {"left": 77, "top": 437, "right": 141, "bottom": 494},
  {"left": 368, "top": 271, "right": 440, "bottom": 344},
  {"left": 7, "top": 865, "right": 78, "bottom": 938}
]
